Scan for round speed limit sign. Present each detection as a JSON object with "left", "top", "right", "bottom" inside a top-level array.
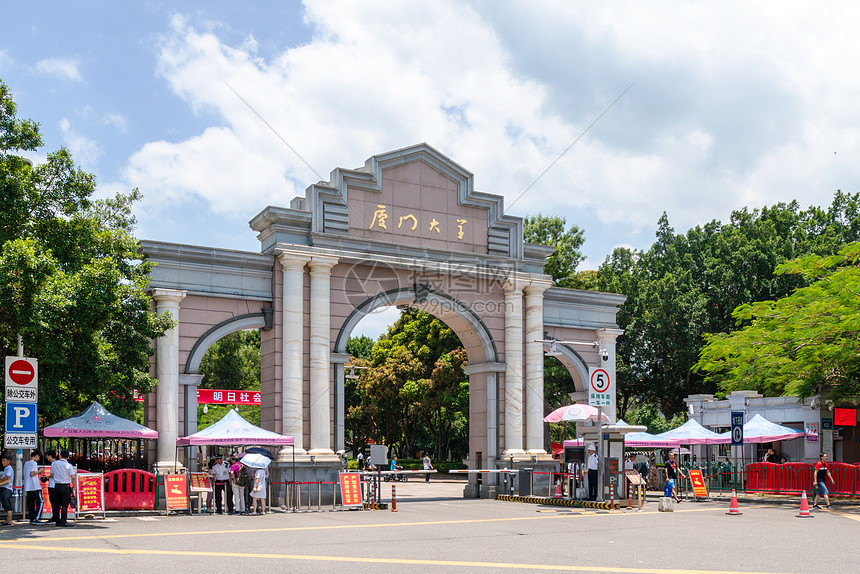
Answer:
[{"left": 590, "top": 369, "right": 611, "bottom": 393}]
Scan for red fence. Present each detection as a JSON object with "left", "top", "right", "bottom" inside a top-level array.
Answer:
[
  {"left": 746, "top": 462, "right": 859, "bottom": 496},
  {"left": 103, "top": 469, "right": 157, "bottom": 510}
]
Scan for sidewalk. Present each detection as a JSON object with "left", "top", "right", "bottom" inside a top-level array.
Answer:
[{"left": 643, "top": 489, "right": 859, "bottom": 506}]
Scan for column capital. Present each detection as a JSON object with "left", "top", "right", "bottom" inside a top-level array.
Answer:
[
  {"left": 503, "top": 278, "right": 526, "bottom": 293},
  {"left": 524, "top": 280, "right": 552, "bottom": 296},
  {"left": 308, "top": 256, "right": 339, "bottom": 272},
  {"left": 596, "top": 328, "right": 624, "bottom": 343},
  {"left": 150, "top": 288, "right": 186, "bottom": 306},
  {"left": 277, "top": 252, "right": 309, "bottom": 270}
]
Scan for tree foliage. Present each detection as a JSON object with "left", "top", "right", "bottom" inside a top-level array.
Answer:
[
  {"left": 523, "top": 214, "right": 586, "bottom": 288},
  {"left": 696, "top": 243, "right": 860, "bottom": 401},
  {"left": 0, "top": 80, "right": 171, "bottom": 422},
  {"left": 597, "top": 196, "right": 860, "bottom": 416},
  {"left": 344, "top": 310, "right": 469, "bottom": 459}
]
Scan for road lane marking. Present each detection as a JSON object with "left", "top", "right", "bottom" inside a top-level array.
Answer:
[
  {"left": 0, "top": 543, "right": 799, "bottom": 574},
  {"left": 3, "top": 507, "right": 714, "bottom": 544}
]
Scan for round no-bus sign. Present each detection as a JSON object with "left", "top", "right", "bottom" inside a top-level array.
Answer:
[
  {"left": 7, "top": 358, "right": 37, "bottom": 385},
  {"left": 5, "top": 357, "right": 38, "bottom": 402}
]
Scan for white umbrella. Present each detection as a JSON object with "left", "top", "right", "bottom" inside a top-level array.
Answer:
[{"left": 240, "top": 452, "right": 272, "bottom": 469}]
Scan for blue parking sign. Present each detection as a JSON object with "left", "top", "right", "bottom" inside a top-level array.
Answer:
[
  {"left": 4, "top": 401, "right": 37, "bottom": 433},
  {"left": 731, "top": 411, "right": 744, "bottom": 446}
]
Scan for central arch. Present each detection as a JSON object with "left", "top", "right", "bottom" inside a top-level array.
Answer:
[{"left": 333, "top": 286, "right": 504, "bottom": 473}]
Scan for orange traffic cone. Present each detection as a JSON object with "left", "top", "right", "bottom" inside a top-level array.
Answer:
[
  {"left": 725, "top": 489, "right": 742, "bottom": 515},
  {"left": 796, "top": 490, "right": 813, "bottom": 518},
  {"left": 554, "top": 480, "right": 563, "bottom": 498}
]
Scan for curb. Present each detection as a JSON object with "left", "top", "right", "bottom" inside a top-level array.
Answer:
[{"left": 497, "top": 494, "right": 612, "bottom": 510}]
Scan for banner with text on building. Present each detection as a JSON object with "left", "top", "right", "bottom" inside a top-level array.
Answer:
[{"left": 197, "top": 389, "right": 261, "bottom": 405}]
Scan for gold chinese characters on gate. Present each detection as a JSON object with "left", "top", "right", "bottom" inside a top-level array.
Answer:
[{"left": 369, "top": 205, "right": 467, "bottom": 240}]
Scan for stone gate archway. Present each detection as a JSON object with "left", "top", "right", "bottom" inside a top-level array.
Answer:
[{"left": 140, "top": 143, "right": 626, "bottom": 488}]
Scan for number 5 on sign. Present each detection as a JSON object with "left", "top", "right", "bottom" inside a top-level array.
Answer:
[{"left": 588, "top": 368, "right": 611, "bottom": 407}]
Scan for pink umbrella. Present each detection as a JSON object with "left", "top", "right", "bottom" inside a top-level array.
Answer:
[{"left": 544, "top": 404, "right": 611, "bottom": 423}]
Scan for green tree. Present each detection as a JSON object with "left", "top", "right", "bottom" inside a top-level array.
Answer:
[
  {"left": 523, "top": 214, "right": 586, "bottom": 287},
  {"left": 599, "top": 195, "right": 860, "bottom": 416},
  {"left": 696, "top": 242, "right": 860, "bottom": 401},
  {"left": 345, "top": 335, "right": 374, "bottom": 360},
  {"left": 0, "top": 80, "right": 171, "bottom": 422},
  {"left": 199, "top": 330, "right": 261, "bottom": 391}
]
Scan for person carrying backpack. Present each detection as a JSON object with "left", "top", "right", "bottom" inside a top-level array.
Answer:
[{"left": 230, "top": 455, "right": 248, "bottom": 516}]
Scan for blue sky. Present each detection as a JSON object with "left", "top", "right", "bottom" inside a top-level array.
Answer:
[{"left": 4, "top": 2, "right": 860, "bottom": 338}]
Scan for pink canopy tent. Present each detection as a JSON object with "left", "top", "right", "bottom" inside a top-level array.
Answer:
[
  {"left": 42, "top": 401, "right": 158, "bottom": 439},
  {"left": 652, "top": 418, "right": 727, "bottom": 445},
  {"left": 715, "top": 414, "right": 804, "bottom": 443},
  {"left": 176, "top": 409, "right": 294, "bottom": 446}
]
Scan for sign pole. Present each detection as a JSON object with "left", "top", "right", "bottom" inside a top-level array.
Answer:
[{"left": 597, "top": 406, "right": 603, "bottom": 502}]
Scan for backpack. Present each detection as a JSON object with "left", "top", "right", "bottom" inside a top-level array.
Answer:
[{"left": 235, "top": 465, "right": 248, "bottom": 487}]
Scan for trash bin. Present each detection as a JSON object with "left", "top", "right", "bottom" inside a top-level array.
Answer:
[{"left": 519, "top": 468, "right": 533, "bottom": 497}]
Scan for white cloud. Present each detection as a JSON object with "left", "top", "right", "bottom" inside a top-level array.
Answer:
[
  {"left": 0, "top": 50, "right": 13, "bottom": 70},
  {"left": 59, "top": 118, "right": 101, "bottom": 169},
  {"left": 103, "top": 113, "right": 129, "bottom": 132},
  {"left": 116, "top": 1, "right": 860, "bottom": 262},
  {"left": 35, "top": 58, "right": 83, "bottom": 82}
]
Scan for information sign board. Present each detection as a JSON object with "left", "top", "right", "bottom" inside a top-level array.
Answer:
[
  {"left": 5, "top": 356, "right": 38, "bottom": 402},
  {"left": 588, "top": 368, "right": 611, "bottom": 407},
  {"left": 164, "top": 474, "right": 189, "bottom": 511},
  {"left": 188, "top": 472, "right": 212, "bottom": 492},
  {"left": 834, "top": 408, "right": 857, "bottom": 426},
  {"left": 625, "top": 470, "right": 645, "bottom": 486},
  {"left": 339, "top": 472, "right": 363, "bottom": 507},
  {"left": 4, "top": 433, "right": 37, "bottom": 448},
  {"left": 688, "top": 469, "right": 709, "bottom": 499},
  {"left": 76, "top": 473, "right": 105, "bottom": 513},
  {"left": 731, "top": 412, "right": 744, "bottom": 446}
]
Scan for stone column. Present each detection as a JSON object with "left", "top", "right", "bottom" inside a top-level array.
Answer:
[
  {"left": 502, "top": 280, "right": 525, "bottom": 455},
  {"left": 279, "top": 253, "right": 309, "bottom": 454},
  {"left": 180, "top": 374, "right": 203, "bottom": 471},
  {"left": 152, "top": 288, "right": 186, "bottom": 472},
  {"left": 525, "top": 281, "right": 550, "bottom": 454},
  {"left": 308, "top": 256, "right": 338, "bottom": 455},
  {"left": 596, "top": 328, "right": 623, "bottom": 423}
]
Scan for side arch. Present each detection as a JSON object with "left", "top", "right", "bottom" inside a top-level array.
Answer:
[
  {"left": 184, "top": 311, "right": 271, "bottom": 374},
  {"left": 542, "top": 342, "right": 590, "bottom": 392}
]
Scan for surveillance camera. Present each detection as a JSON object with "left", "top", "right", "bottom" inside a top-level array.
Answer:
[
  {"left": 336, "top": 449, "right": 345, "bottom": 456},
  {"left": 600, "top": 349, "right": 609, "bottom": 362}
]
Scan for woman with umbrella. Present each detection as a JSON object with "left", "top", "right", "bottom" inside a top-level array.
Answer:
[{"left": 243, "top": 453, "right": 270, "bottom": 515}]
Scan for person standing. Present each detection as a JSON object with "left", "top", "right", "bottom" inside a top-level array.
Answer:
[
  {"left": 44, "top": 451, "right": 58, "bottom": 524},
  {"left": 23, "top": 451, "right": 44, "bottom": 524},
  {"left": 813, "top": 453, "right": 835, "bottom": 509},
  {"left": 357, "top": 451, "right": 365, "bottom": 471},
  {"left": 51, "top": 450, "right": 76, "bottom": 527},
  {"left": 585, "top": 446, "right": 599, "bottom": 501},
  {"left": 664, "top": 452, "right": 682, "bottom": 503},
  {"left": 209, "top": 454, "right": 233, "bottom": 515},
  {"left": 0, "top": 454, "right": 14, "bottom": 526},
  {"left": 229, "top": 456, "right": 247, "bottom": 516},
  {"left": 422, "top": 452, "right": 433, "bottom": 483},
  {"left": 250, "top": 467, "right": 267, "bottom": 515}
]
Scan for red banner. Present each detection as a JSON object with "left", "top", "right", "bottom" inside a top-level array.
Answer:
[
  {"left": 834, "top": 408, "right": 857, "bottom": 426},
  {"left": 339, "top": 472, "right": 363, "bottom": 507},
  {"left": 197, "top": 389, "right": 261, "bottom": 405},
  {"left": 164, "top": 474, "right": 189, "bottom": 511},
  {"left": 39, "top": 466, "right": 52, "bottom": 517},
  {"left": 188, "top": 472, "right": 212, "bottom": 492},
  {"left": 688, "top": 469, "right": 709, "bottom": 499},
  {"left": 76, "top": 473, "right": 104, "bottom": 512}
]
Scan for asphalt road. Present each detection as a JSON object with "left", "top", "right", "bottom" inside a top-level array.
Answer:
[{"left": 1, "top": 481, "right": 856, "bottom": 573}]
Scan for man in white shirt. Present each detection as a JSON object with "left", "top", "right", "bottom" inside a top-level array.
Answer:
[
  {"left": 0, "top": 454, "right": 14, "bottom": 526},
  {"left": 50, "top": 450, "right": 76, "bottom": 527},
  {"left": 23, "top": 451, "right": 44, "bottom": 524},
  {"left": 585, "top": 446, "right": 599, "bottom": 501},
  {"left": 208, "top": 455, "right": 233, "bottom": 514}
]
